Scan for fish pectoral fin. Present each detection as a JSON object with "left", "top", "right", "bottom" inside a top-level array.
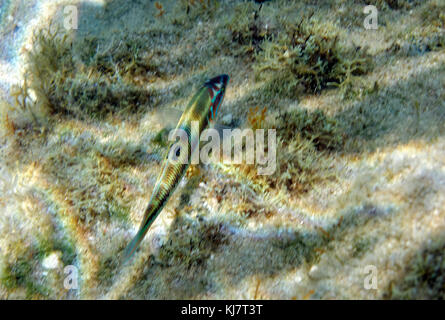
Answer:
[{"left": 151, "top": 107, "right": 183, "bottom": 128}]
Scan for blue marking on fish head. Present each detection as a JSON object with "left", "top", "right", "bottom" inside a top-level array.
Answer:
[{"left": 204, "top": 74, "right": 229, "bottom": 120}]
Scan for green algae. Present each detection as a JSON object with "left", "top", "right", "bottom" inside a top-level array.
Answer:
[
  {"left": 276, "top": 109, "right": 343, "bottom": 151},
  {"left": 254, "top": 15, "right": 371, "bottom": 97},
  {"left": 258, "top": 108, "right": 343, "bottom": 193},
  {"left": 1, "top": 252, "right": 50, "bottom": 299},
  {"left": 21, "top": 24, "right": 157, "bottom": 121},
  {"left": 351, "top": 236, "right": 378, "bottom": 258},
  {"left": 369, "top": 0, "right": 423, "bottom": 10},
  {"left": 157, "top": 216, "right": 228, "bottom": 270},
  {"left": 227, "top": 2, "right": 271, "bottom": 58},
  {"left": 386, "top": 237, "right": 445, "bottom": 299}
]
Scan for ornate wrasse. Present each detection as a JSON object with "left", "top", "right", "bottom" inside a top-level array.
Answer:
[{"left": 123, "top": 74, "right": 230, "bottom": 261}]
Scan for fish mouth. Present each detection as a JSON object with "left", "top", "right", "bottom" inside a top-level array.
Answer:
[
  {"left": 219, "top": 74, "right": 230, "bottom": 89},
  {"left": 205, "top": 74, "right": 230, "bottom": 90}
]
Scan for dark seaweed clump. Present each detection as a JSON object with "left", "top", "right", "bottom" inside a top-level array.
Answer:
[
  {"left": 276, "top": 109, "right": 343, "bottom": 151},
  {"left": 17, "top": 26, "right": 157, "bottom": 120},
  {"left": 254, "top": 17, "right": 371, "bottom": 97},
  {"left": 385, "top": 239, "right": 445, "bottom": 299},
  {"left": 245, "top": 108, "right": 344, "bottom": 193},
  {"left": 157, "top": 217, "right": 228, "bottom": 270}
]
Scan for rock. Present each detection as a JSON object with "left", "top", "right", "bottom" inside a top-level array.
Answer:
[
  {"left": 42, "top": 252, "right": 61, "bottom": 269},
  {"left": 309, "top": 265, "right": 325, "bottom": 280},
  {"left": 221, "top": 114, "right": 232, "bottom": 125}
]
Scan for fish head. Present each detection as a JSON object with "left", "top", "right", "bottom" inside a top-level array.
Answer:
[{"left": 204, "top": 74, "right": 229, "bottom": 120}]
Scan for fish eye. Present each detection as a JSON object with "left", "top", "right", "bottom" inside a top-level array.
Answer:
[{"left": 175, "top": 147, "right": 181, "bottom": 157}]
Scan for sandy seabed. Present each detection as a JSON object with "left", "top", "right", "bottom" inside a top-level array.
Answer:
[{"left": 0, "top": 0, "right": 444, "bottom": 299}]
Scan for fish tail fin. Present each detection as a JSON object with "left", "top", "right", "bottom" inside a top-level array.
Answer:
[{"left": 122, "top": 204, "right": 158, "bottom": 264}]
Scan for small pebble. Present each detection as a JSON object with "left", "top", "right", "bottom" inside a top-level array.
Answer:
[
  {"left": 221, "top": 113, "right": 232, "bottom": 125},
  {"left": 42, "top": 252, "right": 61, "bottom": 269}
]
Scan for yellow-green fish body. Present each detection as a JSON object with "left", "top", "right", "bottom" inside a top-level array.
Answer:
[{"left": 123, "top": 74, "right": 229, "bottom": 261}]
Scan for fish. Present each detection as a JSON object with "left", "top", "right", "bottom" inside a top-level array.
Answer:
[{"left": 123, "top": 74, "right": 230, "bottom": 262}]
